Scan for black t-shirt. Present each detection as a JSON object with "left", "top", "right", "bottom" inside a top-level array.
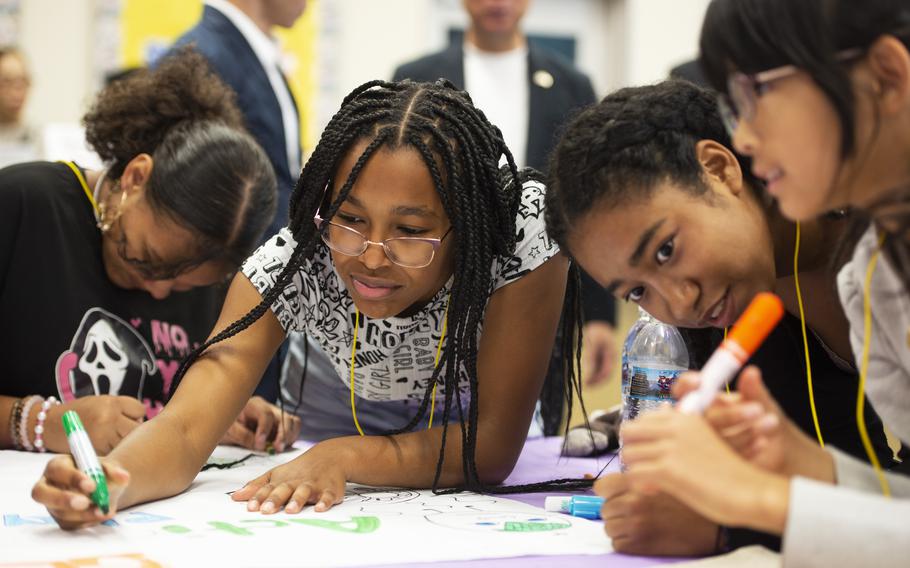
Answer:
[{"left": 0, "top": 162, "right": 224, "bottom": 417}]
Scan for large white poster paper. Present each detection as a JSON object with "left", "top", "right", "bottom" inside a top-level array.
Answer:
[{"left": 1, "top": 446, "right": 612, "bottom": 567}]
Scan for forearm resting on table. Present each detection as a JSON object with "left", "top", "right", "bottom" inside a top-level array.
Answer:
[
  {"left": 112, "top": 350, "right": 262, "bottom": 508},
  {"left": 107, "top": 413, "right": 205, "bottom": 509}
]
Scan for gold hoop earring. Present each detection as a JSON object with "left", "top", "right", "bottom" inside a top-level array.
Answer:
[{"left": 97, "top": 188, "right": 127, "bottom": 233}]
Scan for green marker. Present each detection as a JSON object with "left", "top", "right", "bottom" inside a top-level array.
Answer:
[{"left": 62, "top": 410, "right": 110, "bottom": 514}]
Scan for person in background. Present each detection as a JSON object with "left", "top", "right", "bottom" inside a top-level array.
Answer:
[
  {"left": 170, "top": 0, "right": 308, "bottom": 402},
  {"left": 0, "top": 47, "right": 37, "bottom": 167},
  {"left": 392, "top": 0, "right": 614, "bottom": 435},
  {"left": 0, "top": 50, "right": 299, "bottom": 456}
]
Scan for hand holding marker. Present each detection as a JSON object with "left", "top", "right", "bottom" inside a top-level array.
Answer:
[
  {"left": 545, "top": 295, "right": 783, "bottom": 523},
  {"left": 678, "top": 292, "right": 784, "bottom": 414},
  {"left": 62, "top": 410, "right": 110, "bottom": 514}
]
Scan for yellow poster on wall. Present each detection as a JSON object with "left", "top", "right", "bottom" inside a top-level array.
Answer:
[{"left": 119, "top": 0, "right": 318, "bottom": 150}]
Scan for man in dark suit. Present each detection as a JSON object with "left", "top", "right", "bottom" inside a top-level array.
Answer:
[
  {"left": 172, "top": 0, "right": 305, "bottom": 242},
  {"left": 393, "top": 0, "right": 595, "bottom": 172},
  {"left": 169, "top": 0, "right": 307, "bottom": 402},
  {"left": 394, "top": 0, "right": 614, "bottom": 435}
]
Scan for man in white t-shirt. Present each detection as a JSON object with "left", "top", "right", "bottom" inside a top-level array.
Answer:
[
  {"left": 393, "top": 0, "right": 594, "bottom": 172},
  {"left": 393, "top": 1, "right": 615, "bottom": 436}
]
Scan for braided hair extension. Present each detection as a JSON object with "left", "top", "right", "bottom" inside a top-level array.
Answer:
[{"left": 169, "top": 79, "right": 590, "bottom": 494}]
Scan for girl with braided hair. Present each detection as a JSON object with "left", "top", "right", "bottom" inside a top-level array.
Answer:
[
  {"left": 545, "top": 79, "right": 897, "bottom": 556},
  {"left": 33, "top": 78, "right": 587, "bottom": 529},
  {"left": 0, "top": 49, "right": 297, "bottom": 458}
]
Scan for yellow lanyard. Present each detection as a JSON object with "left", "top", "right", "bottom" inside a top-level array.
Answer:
[
  {"left": 349, "top": 296, "right": 450, "bottom": 435},
  {"left": 60, "top": 160, "right": 100, "bottom": 215},
  {"left": 793, "top": 221, "right": 824, "bottom": 446},
  {"left": 857, "top": 231, "right": 891, "bottom": 497}
]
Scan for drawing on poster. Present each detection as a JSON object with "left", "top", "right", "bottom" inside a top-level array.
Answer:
[{"left": 1, "top": 447, "right": 612, "bottom": 566}]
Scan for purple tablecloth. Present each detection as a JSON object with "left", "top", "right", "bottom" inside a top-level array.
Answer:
[{"left": 384, "top": 437, "right": 692, "bottom": 567}]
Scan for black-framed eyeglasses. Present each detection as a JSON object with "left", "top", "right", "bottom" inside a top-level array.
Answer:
[
  {"left": 717, "top": 48, "right": 865, "bottom": 137},
  {"left": 314, "top": 215, "right": 452, "bottom": 269}
]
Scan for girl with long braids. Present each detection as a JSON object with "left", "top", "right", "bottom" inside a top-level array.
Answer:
[
  {"left": 32, "top": 79, "right": 586, "bottom": 529},
  {"left": 606, "top": 1, "right": 910, "bottom": 565}
]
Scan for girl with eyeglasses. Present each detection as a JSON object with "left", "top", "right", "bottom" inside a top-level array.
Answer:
[
  {"left": 545, "top": 78, "right": 899, "bottom": 557},
  {"left": 617, "top": 1, "right": 910, "bottom": 566},
  {"left": 32, "top": 79, "right": 586, "bottom": 529},
  {"left": 0, "top": 50, "right": 300, "bottom": 458}
]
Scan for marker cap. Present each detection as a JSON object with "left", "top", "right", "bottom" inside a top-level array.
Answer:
[
  {"left": 727, "top": 292, "right": 785, "bottom": 356},
  {"left": 544, "top": 496, "right": 570, "bottom": 513}
]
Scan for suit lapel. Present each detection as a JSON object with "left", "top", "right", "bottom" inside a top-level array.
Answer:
[
  {"left": 527, "top": 47, "right": 555, "bottom": 171},
  {"left": 441, "top": 43, "right": 466, "bottom": 89}
]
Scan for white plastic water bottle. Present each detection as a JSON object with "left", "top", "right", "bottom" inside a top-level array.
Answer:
[
  {"left": 620, "top": 308, "right": 652, "bottom": 418},
  {"left": 624, "top": 318, "right": 690, "bottom": 422}
]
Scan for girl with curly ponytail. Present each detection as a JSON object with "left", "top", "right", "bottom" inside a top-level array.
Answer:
[{"left": 0, "top": 48, "right": 295, "bottom": 461}]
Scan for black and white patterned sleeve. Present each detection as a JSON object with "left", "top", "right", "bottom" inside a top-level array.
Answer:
[
  {"left": 241, "top": 228, "right": 317, "bottom": 334},
  {"left": 492, "top": 179, "right": 560, "bottom": 291}
]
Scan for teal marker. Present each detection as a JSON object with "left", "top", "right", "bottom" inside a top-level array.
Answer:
[{"left": 62, "top": 410, "right": 110, "bottom": 514}]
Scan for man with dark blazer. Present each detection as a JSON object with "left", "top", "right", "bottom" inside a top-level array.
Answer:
[
  {"left": 172, "top": 0, "right": 305, "bottom": 242},
  {"left": 169, "top": 0, "right": 307, "bottom": 402},
  {"left": 393, "top": 0, "right": 595, "bottom": 173},
  {"left": 394, "top": 0, "right": 614, "bottom": 435}
]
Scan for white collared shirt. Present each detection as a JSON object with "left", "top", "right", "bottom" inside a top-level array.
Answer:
[{"left": 206, "top": 0, "right": 301, "bottom": 179}]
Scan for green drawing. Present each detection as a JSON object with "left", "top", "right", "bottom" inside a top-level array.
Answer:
[
  {"left": 207, "top": 521, "right": 254, "bottom": 536},
  {"left": 159, "top": 517, "right": 380, "bottom": 537},
  {"left": 502, "top": 521, "right": 570, "bottom": 532},
  {"left": 286, "top": 516, "right": 380, "bottom": 534},
  {"left": 240, "top": 520, "right": 289, "bottom": 528}
]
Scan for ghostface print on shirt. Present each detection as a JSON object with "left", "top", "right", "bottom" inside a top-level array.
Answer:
[
  {"left": 55, "top": 307, "right": 157, "bottom": 402},
  {"left": 242, "top": 180, "right": 559, "bottom": 403}
]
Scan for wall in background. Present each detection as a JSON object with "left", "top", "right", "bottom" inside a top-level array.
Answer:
[
  {"left": 14, "top": 0, "right": 713, "bottom": 428},
  {"left": 623, "top": 0, "right": 712, "bottom": 86},
  {"left": 17, "top": 0, "right": 712, "bottom": 136},
  {"left": 20, "top": 0, "right": 93, "bottom": 128}
]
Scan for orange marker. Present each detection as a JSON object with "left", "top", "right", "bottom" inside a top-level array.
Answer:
[{"left": 678, "top": 292, "right": 785, "bottom": 414}]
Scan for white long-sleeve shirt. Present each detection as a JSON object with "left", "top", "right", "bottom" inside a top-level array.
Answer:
[{"left": 782, "top": 225, "right": 910, "bottom": 567}]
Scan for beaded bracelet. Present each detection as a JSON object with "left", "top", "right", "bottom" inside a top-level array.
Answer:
[
  {"left": 8, "top": 398, "right": 24, "bottom": 449},
  {"left": 34, "top": 396, "right": 60, "bottom": 453},
  {"left": 18, "top": 395, "right": 43, "bottom": 452}
]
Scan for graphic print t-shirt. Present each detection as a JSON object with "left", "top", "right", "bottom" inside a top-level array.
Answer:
[
  {"left": 242, "top": 179, "right": 558, "bottom": 408},
  {"left": 0, "top": 162, "right": 224, "bottom": 417}
]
